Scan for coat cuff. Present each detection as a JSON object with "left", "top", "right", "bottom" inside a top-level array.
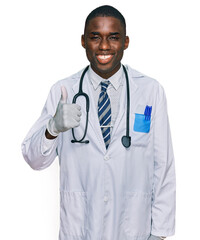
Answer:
[{"left": 41, "top": 128, "right": 58, "bottom": 156}]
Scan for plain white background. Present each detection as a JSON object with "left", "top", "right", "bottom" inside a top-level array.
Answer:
[{"left": 0, "top": 0, "right": 199, "bottom": 239}]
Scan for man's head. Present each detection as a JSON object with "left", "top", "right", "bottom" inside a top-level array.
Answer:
[
  {"left": 82, "top": 5, "right": 129, "bottom": 79},
  {"left": 84, "top": 5, "right": 126, "bottom": 36}
]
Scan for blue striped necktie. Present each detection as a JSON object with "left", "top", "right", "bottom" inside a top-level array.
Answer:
[{"left": 98, "top": 81, "right": 111, "bottom": 149}]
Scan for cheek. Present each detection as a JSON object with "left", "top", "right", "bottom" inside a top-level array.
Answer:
[
  {"left": 85, "top": 45, "right": 96, "bottom": 56},
  {"left": 112, "top": 43, "right": 124, "bottom": 54},
  {"left": 114, "top": 48, "right": 124, "bottom": 60},
  {"left": 86, "top": 41, "right": 97, "bottom": 50},
  {"left": 85, "top": 49, "right": 96, "bottom": 63}
]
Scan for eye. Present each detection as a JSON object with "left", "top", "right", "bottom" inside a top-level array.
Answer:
[
  {"left": 109, "top": 36, "right": 119, "bottom": 40},
  {"left": 90, "top": 36, "right": 100, "bottom": 40}
]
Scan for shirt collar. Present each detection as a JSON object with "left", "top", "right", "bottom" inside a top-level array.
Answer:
[{"left": 87, "top": 64, "right": 123, "bottom": 90}]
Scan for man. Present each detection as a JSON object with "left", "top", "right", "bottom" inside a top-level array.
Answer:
[{"left": 22, "top": 5, "right": 175, "bottom": 240}]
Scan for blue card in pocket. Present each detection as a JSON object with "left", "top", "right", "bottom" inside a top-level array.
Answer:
[{"left": 133, "top": 106, "right": 152, "bottom": 133}]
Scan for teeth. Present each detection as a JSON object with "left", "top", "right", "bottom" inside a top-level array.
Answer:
[{"left": 98, "top": 55, "right": 112, "bottom": 59}]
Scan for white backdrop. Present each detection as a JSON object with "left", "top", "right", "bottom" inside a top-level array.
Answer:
[{"left": 0, "top": 0, "right": 199, "bottom": 239}]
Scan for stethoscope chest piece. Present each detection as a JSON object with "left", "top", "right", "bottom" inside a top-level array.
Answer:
[{"left": 121, "top": 136, "right": 131, "bottom": 148}]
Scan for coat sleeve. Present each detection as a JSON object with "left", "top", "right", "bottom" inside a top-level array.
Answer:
[
  {"left": 151, "top": 84, "right": 176, "bottom": 237},
  {"left": 21, "top": 83, "right": 61, "bottom": 170}
]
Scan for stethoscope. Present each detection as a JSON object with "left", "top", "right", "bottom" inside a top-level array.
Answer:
[{"left": 71, "top": 65, "right": 131, "bottom": 148}]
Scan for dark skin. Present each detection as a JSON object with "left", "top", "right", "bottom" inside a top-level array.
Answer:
[
  {"left": 46, "top": 16, "right": 129, "bottom": 139},
  {"left": 81, "top": 16, "right": 129, "bottom": 79},
  {"left": 45, "top": 129, "right": 56, "bottom": 139}
]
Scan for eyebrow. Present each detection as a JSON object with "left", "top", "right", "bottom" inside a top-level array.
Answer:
[
  {"left": 109, "top": 32, "right": 120, "bottom": 35},
  {"left": 90, "top": 32, "right": 120, "bottom": 35}
]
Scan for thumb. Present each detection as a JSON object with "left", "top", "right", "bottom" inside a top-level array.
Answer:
[{"left": 61, "top": 86, "right": 68, "bottom": 103}]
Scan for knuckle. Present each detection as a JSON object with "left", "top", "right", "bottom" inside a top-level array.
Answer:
[
  {"left": 75, "top": 104, "right": 81, "bottom": 110},
  {"left": 75, "top": 122, "right": 80, "bottom": 127}
]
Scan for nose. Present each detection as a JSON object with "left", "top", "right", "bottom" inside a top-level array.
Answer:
[{"left": 99, "top": 38, "right": 111, "bottom": 50}]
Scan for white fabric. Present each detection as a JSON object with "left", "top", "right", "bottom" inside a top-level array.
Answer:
[
  {"left": 41, "top": 135, "right": 57, "bottom": 155},
  {"left": 21, "top": 65, "right": 176, "bottom": 240},
  {"left": 148, "top": 235, "right": 163, "bottom": 240}
]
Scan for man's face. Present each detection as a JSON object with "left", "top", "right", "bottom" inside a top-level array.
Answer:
[{"left": 81, "top": 16, "right": 129, "bottom": 79}]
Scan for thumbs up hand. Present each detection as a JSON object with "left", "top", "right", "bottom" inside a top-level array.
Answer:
[{"left": 47, "top": 86, "right": 82, "bottom": 137}]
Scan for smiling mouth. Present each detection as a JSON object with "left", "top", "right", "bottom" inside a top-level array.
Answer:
[{"left": 96, "top": 54, "right": 113, "bottom": 64}]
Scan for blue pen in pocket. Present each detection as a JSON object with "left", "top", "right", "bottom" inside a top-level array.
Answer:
[
  {"left": 144, "top": 105, "right": 152, "bottom": 121},
  {"left": 134, "top": 105, "right": 152, "bottom": 133}
]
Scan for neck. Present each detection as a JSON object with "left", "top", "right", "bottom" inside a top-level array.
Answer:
[{"left": 90, "top": 63, "right": 121, "bottom": 79}]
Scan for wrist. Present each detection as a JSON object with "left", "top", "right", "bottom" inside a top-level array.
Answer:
[
  {"left": 45, "top": 129, "right": 57, "bottom": 139},
  {"left": 46, "top": 119, "right": 59, "bottom": 138}
]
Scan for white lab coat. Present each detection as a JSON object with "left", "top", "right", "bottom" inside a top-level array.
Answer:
[{"left": 22, "top": 65, "right": 176, "bottom": 240}]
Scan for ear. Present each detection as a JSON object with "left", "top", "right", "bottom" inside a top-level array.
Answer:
[
  {"left": 124, "top": 36, "right": 129, "bottom": 50},
  {"left": 81, "top": 34, "right": 85, "bottom": 49}
]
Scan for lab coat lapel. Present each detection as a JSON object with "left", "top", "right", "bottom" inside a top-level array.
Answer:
[
  {"left": 111, "top": 66, "right": 139, "bottom": 138},
  {"left": 72, "top": 73, "right": 106, "bottom": 153},
  {"left": 110, "top": 79, "right": 126, "bottom": 138},
  {"left": 71, "top": 75, "right": 84, "bottom": 109},
  {"left": 86, "top": 75, "right": 108, "bottom": 152}
]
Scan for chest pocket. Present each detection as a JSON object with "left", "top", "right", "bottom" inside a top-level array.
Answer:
[
  {"left": 134, "top": 113, "right": 151, "bottom": 133},
  {"left": 131, "top": 105, "right": 152, "bottom": 147}
]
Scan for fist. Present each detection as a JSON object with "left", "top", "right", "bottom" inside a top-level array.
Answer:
[{"left": 47, "top": 86, "right": 82, "bottom": 136}]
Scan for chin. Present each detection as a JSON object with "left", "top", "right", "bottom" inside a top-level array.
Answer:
[{"left": 95, "top": 63, "right": 116, "bottom": 73}]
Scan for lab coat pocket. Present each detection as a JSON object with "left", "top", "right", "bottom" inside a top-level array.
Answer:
[
  {"left": 124, "top": 192, "right": 152, "bottom": 237},
  {"left": 134, "top": 113, "right": 151, "bottom": 133},
  {"left": 60, "top": 191, "right": 87, "bottom": 238},
  {"left": 131, "top": 113, "right": 151, "bottom": 147}
]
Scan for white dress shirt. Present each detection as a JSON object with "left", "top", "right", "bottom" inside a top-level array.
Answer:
[{"left": 87, "top": 64, "right": 124, "bottom": 132}]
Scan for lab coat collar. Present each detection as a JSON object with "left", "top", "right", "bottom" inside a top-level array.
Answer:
[
  {"left": 71, "top": 64, "right": 144, "bottom": 80},
  {"left": 87, "top": 64, "right": 124, "bottom": 90},
  {"left": 71, "top": 64, "right": 143, "bottom": 97}
]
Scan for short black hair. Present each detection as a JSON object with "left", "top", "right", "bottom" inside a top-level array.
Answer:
[{"left": 84, "top": 5, "right": 126, "bottom": 34}]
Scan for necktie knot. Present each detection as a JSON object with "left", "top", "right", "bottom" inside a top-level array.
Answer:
[{"left": 101, "top": 81, "right": 110, "bottom": 92}]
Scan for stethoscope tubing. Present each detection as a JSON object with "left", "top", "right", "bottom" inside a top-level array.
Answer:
[
  {"left": 71, "top": 65, "right": 131, "bottom": 148},
  {"left": 71, "top": 66, "right": 90, "bottom": 144}
]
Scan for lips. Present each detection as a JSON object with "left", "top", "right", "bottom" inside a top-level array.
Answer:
[{"left": 96, "top": 54, "right": 114, "bottom": 64}]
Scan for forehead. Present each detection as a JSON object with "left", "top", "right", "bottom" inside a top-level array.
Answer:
[{"left": 85, "top": 16, "right": 124, "bottom": 34}]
